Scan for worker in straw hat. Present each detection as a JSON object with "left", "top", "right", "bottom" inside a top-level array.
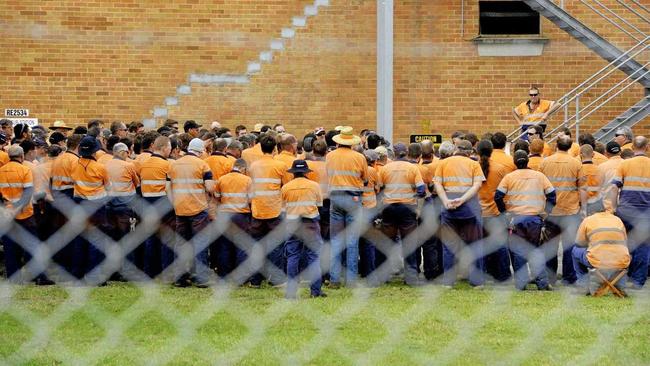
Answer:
[
  {"left": 325, "top": 126, "right": 367, "bottom": 288},
  {"left": 49, "top": 120, "right": 73, "bottom": 136}
]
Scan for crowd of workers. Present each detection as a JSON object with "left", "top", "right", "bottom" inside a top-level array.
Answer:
[{"left": 0, "top": 115, "right": 647, "bottom": 298}]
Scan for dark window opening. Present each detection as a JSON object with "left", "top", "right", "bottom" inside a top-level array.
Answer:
[{"left": 479, "top": 1, "right": 540, "bottom": 35}]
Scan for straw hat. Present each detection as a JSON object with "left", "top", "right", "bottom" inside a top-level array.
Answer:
[
  {"left": 253, "top": 123, "right": 264, "bottom": 133},
  {"left": 49, "top": 120, "right": 73, "bottom": 130},
  {"left": 332, "top": 126, "right": 361, "bottom": 146}
]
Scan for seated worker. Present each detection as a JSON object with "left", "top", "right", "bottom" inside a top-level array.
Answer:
[
  {"left": 572, "top": 208, "right": 630, "bottom": 289},
  {"left": 513, "top": 87, "right": 559, "bottom": 135}
]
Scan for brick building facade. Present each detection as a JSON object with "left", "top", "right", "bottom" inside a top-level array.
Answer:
[{"left": 1, "top": 0, "right": 647, "bottom": 142}]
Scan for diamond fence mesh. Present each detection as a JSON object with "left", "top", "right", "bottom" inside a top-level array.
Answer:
[{"left": 1, "top": 185, "right": 649, "bottom": 364}]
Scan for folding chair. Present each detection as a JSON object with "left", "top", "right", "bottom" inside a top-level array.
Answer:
[{"left": 588, "top": 268, "right": 627, "bottom": 298}]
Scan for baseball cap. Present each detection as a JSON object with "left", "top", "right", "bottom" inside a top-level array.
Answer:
[
  {"left": 314, "top": 127, "right": 325, "bottom": 136},
  {"left": 33, "top": 137, "right": 48, "bottom": 148},
  {"left": 49, "top": 132, "right": 67, "bottom": 145},
  {"left": 79, "top": 136, "right": 100, "bottom": 157},
  {"left": 606, "top": 141, "right": 621, "bottom": 154},
  {"left": 188, "top": 138, "right": 205, "bottom": 154},
  {"left": 393, "top": 143, "right": 408, "bottom": 156}
]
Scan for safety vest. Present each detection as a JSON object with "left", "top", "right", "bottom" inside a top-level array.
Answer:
[
  {"left": 249, "top": 154, "right": 287, "bottom": 219},
  {"left": 576, "top": 212, "right": 630, "bottom": 269},
  {"left": 325, "top": 147, "right": 367, "bottom": 193},
  {"left": 168, "top": 153, "right": 213, "bottom": 217},
  {"left": 71, "top": 157, "right": 109, "bottom": 201},
  {"left": 379, "top": 160, "right": 424, "bottom": 206},
  {"left": 139, "top": 154, "right": 171, "bottom": 198},
  {"left": 281, "top": 177, "right": 322, "bottom": 220},
  {"left": 0, "top": 160, "right": 34, "bottom": 220},
  {"left": 51, "top": 151, "right": 79, "bottom": 192},
  {"left": 216, "top": 171, "right": 252, "bottom": 214}
]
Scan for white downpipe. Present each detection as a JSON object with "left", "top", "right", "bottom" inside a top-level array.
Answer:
[{"left": 377, "top": 0, "right": 394, "bottom": 142}]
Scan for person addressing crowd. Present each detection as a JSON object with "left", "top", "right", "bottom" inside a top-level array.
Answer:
[{"left": 513, "top": 87, "right": 560, "bottom": 136}]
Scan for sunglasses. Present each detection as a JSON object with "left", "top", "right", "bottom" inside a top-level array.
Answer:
[
  {"left": 615, "top": 134, "right": 624, "bottom": 137},
  {"left": 529, "top": 93, "right": 539, "bottom": 97}
]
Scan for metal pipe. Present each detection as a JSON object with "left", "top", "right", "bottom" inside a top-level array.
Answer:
[
  {"left": 575, "top": 96, "right": 580, "bottom": 141},
  {"left": 617, "top": 0, "right": 650, "bottom": 24},
  {"left": 581, "top": 0, "right": 642, "bottom": 42},
  {"left": 630, "top": 0, "right": 650, "bottom": 15},
  {"left": 593, "top": 0, "right": 648, "bottom": 38}
]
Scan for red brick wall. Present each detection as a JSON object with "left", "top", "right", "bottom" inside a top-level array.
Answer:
[{"left": 1, "top": 0, "right": 647, "bottom": 142}]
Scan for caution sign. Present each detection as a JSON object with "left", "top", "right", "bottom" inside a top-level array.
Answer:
[{"left": 410, "top": 134, "right": 443, "bottom": 144}]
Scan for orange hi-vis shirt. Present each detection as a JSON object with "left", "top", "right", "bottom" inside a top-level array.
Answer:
[
  {"left": 205, "top": 152, "right": 234, "bottom": 181},
  {"left": 105, "top": 157, "right": 140, "bottom": 198},
  {"left": 576, "top": 212, "right": 630, "bottom": 269},
  {"left": 51, "top": 151, "right": 79, "bottom": 192},
  {"left": 139, "top": 154, "right": 171, "bottom": 198},
  {"left": 415, "top": 161, "right": 433, "bottom": 197},
  {"left": 242, "top": 143, "right": 264, "bottom": 167},
  {"left": 598, "top": 155, "right": 623, "bottom": 211},
  {"left": 611, "top": 155, "right": 650, "bottom": 218},
  {"left": 434, "top": 155, "right": 485, "bottom": 195},
  {"left": 274, "top": 150, "right": 296, "bottom": 168},
  {"left": 592, "top": 151, "right": 608, "bottom": 166},
  {"left": 515, "top": 99, "right": 553, "bottom": 125},
  {"left": 281, "top": 177, "right": 323, "bottom": 220},
  {"left": 621, "top": 142, "right": 633, "bottom": 151},
  {"left": 0, "top": 150, "right": 9, "bottom": 168},
  {"left": 249, "top": 154, "right": 288, "bottom": 219},
  {"left": 0, "top": 160, "right": 34, "bottom": 220},
  {"left": 540, "top": 150, "right": 582, "bottom": 216},
  {"left": 528, "top": 154, "right": 543, "bottom": 172},
  {"left": 72, "top": 157, "right": 109, "bottom": 201},
  {"left": 326, "top": 147, "right": 368, "bottom": 193},
  {"left": 542, "top": 142, "right": 554, "bottom": 158},
  {"left": 578, "top": 161, "right": 601, "bottom": 205},
  {"left": 215, "top": 171, "right": 252, "bottom": 214},
  {"left": 33, "top": 160, "right": 54, "bottom": 202},
  {"left": 169, "top": 153, "right": 213, "bottom": 217},
  {"left": 97, "top": 153, "right": 113, "bottom": 166},
  {"left": 379, "top": 160, "right": 424, "bottom": 205},
  {"left": 568, "top": 143, "right": 580, "bottom": 158},
  {"left": 479, "top": 150, "right": 516, "bottom": 217},
  {"left": 496, "top": 168, "right": 555, "bottom": 216},
  {"left": 306, "top": 158, "right": 328, "bottom": 199},
  {"left": 362, "top": 165, "right": 381, "bottom": 208}
]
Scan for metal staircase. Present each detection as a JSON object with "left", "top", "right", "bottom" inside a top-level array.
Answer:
[{"left": 507, "top": 0, "right": 650, "bottom": 143}]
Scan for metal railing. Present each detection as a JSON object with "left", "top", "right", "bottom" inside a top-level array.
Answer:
[{"left": 508, "top": 0, "right": 650, "bottom": 142}]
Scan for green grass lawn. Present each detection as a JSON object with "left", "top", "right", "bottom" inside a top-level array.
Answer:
[{"left": 1, "top": 281, "right": 649, "bottom": 365}]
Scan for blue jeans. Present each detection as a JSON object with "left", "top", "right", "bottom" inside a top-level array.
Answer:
[
  {"left": 440, "top": 215, "right": 484, "bottom": 286},
  {"left": 175, "top": 210, "right": 211, "bottom": 285},
  {"left": 509, "top": 215, "right": 548, "bottom": 290},
  {"left": 482, "top": 215, "right": 512, "bottom": 283},
  {"left": 285, "top": 218, "right": 323, "bottom": 297},
  {"left": 329, "top": 192, "right": 362, "bottom": 285},
  {"left": 618, "top": 214, "right": 650, "bottom": 287}
]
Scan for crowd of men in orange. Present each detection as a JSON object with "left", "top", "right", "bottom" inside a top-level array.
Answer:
[{"left": 0, "top": 116, "right": 646, "bottom": 298}]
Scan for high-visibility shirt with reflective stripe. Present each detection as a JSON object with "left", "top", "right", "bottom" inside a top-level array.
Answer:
[
  {"left": 612, "top": 155, "right": 650, "bottom": 217},
  {"left": 241, "top": 143, "right": 264, "bottom": 168},
  {"left": 216, "top": 171, "right": 252, "bottom": 214},
  {"left": 598, "top": 156, "right": 622, "bottom": 212},
  {"left": 169, "top": 154, "right": 213, "bottom": 216},
  {"left": 281, "top": 177, "right": 322, "bottom": 219},
  {"left": 567, "top": 143, "right": 580, "bottom": 158},
  {"left": 542, "top": 142, "right": 554, "bottom": 158},
  {"left": 362, "top": 166, "right": 381, "bottom": 208},
  {"left": 33, "top": 160, "right": 54, "bottom": 202},
  {"left": 0, "top": 161, "right": 34, "bottom": 219},
  {"left": 540, "top": 150, "right": 582, "bottom": 216},
  {"left": 97, "top": 153, "right": 113, "bottom": 166},
  {"left": 434, "top": 155, "right": 485, "bottom": 219},
  {"left": 139, "top": 154, "right": 171, "bottom": 198},
  {"left": 0, "top": 150, "right": 9, "bottom": 168},
  {"left": 306, "top": 159, "right": 328, "bottom": 200},
  {"left": 51, "top": 151, "right": 79, "bottom": 192},
  {"left": 105, "top": 157, "right": 140, "bottom": 199},
  {"left": 275, "top": 150, "right": 297, "bottom": 180},
  {"left": 497, "top": 168, "right": 554, "bottom": 216},
  {"left": 326, "top": 147, "right": 367, "bottom": 193},
  {"left": 72, "top": 157, "right": 109, "bottom": 201},
  {"left": 578, "top": 162, "right": 601, "bottom": 205},
  {"left": 133, "top": 151, "right": 152, "bottom": 170},
  {"left": 515, "top": 99, "right": 553, "bottom": 125},
  {"left": 205, "top": 152, "right": 234, "bottom": 181},
  {"left": 249, "top": 154, "right": 288, "bottom": 219},
  {"left": 528, "top": 155, "right": 543, "bottom": 172},
  {"left": 479, "top": 149, "right": 516, "bottom": 217},
  {"left": 379, "top": 160, "right": 423, "bottom": 205},
  {"left": 576, "top": 212, "right": 630, "bottom": 269}
]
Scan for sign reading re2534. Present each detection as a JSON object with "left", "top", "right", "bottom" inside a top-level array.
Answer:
[{"left": 4, "top": 109, "right": 29, "bottom": 117}]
